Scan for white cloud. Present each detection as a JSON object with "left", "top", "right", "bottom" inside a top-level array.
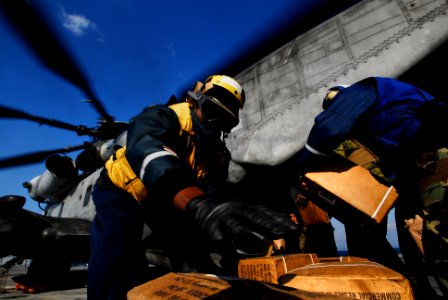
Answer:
[
  {"left": 166, "top": 42, "right": 176, "bottom": 57},
  {"left": 59, "top": 7, "right": 97, "bottom": 37}
]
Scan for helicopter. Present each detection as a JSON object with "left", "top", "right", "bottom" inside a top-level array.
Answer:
[{"left": 1, "top": 0, "right": 448, "bottom": 295}]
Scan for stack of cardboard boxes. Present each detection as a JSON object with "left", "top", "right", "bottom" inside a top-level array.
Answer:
[{"left": 128, "top": 253, "right": 415, "bottom": 300}]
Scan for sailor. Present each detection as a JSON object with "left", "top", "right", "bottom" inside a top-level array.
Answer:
[
  {"left": 295, "top": 77, "right": 447, "bottom": 298},
  {"left": 87, "top": 75, "right": 298, "bottom": 299}
]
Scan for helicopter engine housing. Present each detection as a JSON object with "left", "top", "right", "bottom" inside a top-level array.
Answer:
[{"left": 24, "top": 155, "right": 79, "bottom": 203}]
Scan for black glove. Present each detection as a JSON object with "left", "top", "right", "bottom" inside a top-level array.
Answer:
[{"left": 186, "top": 195, "right": 298, "bottom": 253}]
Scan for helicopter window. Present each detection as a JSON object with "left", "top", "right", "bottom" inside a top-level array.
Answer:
[{"left": 83, "top": 185, "right": 93, "bottom": 207}]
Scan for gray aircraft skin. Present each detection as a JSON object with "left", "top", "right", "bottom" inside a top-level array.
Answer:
[{"left": 1, "top": 0, "right": 447, "bottom": 298}]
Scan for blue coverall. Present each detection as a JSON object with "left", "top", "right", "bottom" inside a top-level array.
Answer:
[{"left": 300, "top": 77, "right": 440, "bottom": 296}]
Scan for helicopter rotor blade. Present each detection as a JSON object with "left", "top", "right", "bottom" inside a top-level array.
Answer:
[
  {"left": 0, "top": 0, "right": 114, "bottom": 123},
  {"left": 0, "top": 144, "right": 88, "bottom": 169},
  {"left": 0, "top": 104, "right": 94, "bottom": 136}
]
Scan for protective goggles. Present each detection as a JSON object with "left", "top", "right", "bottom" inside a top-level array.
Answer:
[{"left": 188, "top": 91, "right": 239, "bottom": 132}]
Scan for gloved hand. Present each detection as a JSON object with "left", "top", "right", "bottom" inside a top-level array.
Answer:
[{"left": 186, "top": 195, "right": 298, "bottom": 253}]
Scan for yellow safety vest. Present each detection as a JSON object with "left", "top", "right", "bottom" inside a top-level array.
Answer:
[{"left": 106, "top": 102, "right": 201, "bottom": 203}]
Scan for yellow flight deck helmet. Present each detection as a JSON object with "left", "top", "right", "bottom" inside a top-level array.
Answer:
[
  {"left": 201, "top": 75, "right": 245, "bottom": 108},
  {"left": 189, "top": 75, "right": 245, "bottom": 132}
]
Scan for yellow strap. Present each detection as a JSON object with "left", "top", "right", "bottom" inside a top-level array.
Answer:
[
  {"left": 105, "top": 147, "right": 148, "bottom": 203},
  {"left": 169, "top": 102, "right": 206, "bottom": 179}
]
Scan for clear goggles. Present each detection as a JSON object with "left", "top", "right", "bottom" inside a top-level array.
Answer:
[{"left": 188, "top": 91, "right": 239, "bottom": 132}]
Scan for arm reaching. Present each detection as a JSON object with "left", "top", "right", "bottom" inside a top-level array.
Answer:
[{"left": 185, "top": 194, "right": 299, "bottom": 253}]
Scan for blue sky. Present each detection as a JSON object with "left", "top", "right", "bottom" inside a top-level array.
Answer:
[
  {"left": 0, "top": 0, "right": 398, "bottom": 250},
  {"left": 0, "top": 0, "right": 307, "bottom": 207}
]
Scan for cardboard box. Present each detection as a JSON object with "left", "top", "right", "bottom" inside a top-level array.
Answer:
[
  {"left": 279, "top": 261, "right": 415, "bottom": 300},
  {"left": 127, "top": 272, "right": 231, "bottom": 300},
  {"left": 318, "top": 256, "right": 368, "bottom": 263},
  {"left": 127, "top": 272, "right": 343, "bottom": 300},
  {"left": 238, "top": 253, "right": 318, "bottom": 284},
  {"left": 300, "top": 161, "right": 398, "bottom": 226}
]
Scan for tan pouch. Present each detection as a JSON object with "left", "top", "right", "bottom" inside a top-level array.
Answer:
[{"left": 404, "top": 215, "right": 424, "bottom": 255}]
